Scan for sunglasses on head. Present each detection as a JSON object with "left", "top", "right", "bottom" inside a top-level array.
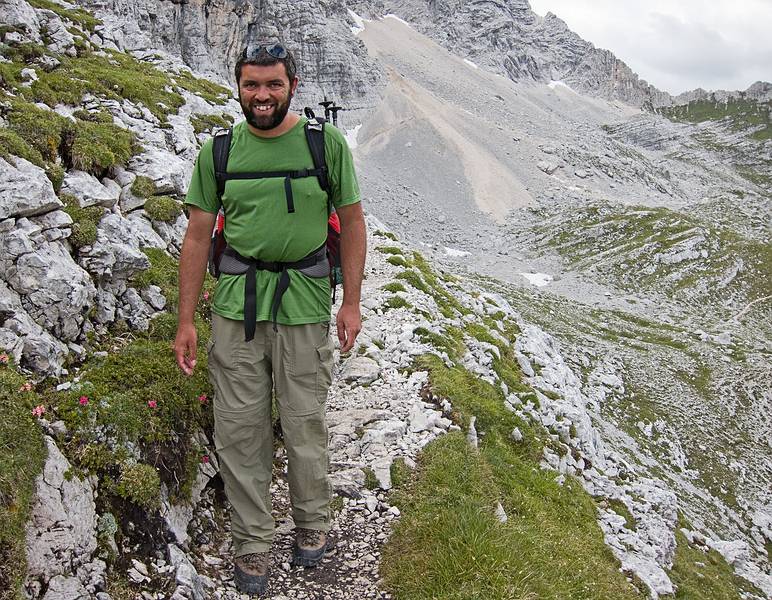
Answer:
[{"left": 241, "top": 43, "right": 288, "bottom": 60}]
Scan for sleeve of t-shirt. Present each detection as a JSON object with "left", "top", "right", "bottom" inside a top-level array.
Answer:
[
  {"left": 324, "top": 125, "right": 361, "bottom": 210},
  {"left": 185, "top": 137, "right": 220, "bottom": 214}
]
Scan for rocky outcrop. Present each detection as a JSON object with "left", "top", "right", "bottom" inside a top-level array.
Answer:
[
  {"left": 350, "top": 0, "right": 672, "bottom": 107},
  {"left": 78, "top": 0, "right": 385, "bottom": 109},
  {"left": 25, "top": 437, "right": 104, "bottom": 598}
]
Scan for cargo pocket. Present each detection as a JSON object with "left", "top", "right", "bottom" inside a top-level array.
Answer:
[{"left": 315, "top": 339, "right": 333, "bottom": 404}]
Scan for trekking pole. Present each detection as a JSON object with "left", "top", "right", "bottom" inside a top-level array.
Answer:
[
  {"left": 319, "top": 98, "right": 333, "bottom": 121},
  {"left": 329, "top": 104, "right": 342, "bottom": 127}
]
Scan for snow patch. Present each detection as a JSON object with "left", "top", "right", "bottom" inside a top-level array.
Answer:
[
  {"left": 548, "top": 80, "right": 577, "bottom": 94},
  {"left": 463, "top": 58, "right": 478, "bottom": 69},
  {"left": 345, "top": 124, "right": 362, "bottom": 149},
  {"left": 520, "top": 272, "right": 553, "bottom": 287},
  {"left": 385, "top": 14, "right": 413, "bottom": 28},
  {"left": 348, "top": 9, "right": 368, "bottom": 35},
  {"left": 444, "top": 247, "right": 470, "bottom": 258}
]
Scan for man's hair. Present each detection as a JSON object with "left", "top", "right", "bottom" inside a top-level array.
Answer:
[{"left": 235, "top": 42, "right": 297, "bottom": 85}]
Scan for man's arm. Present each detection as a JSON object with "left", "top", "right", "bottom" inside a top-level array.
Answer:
[
  {"left": 335, "top": 201, "right": 366, "bottom": 353},
  {"left": 174, "top": 206, "right": 217, "bottom": 375}
]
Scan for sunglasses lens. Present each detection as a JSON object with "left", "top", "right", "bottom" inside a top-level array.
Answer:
[{"left": 243, "top": 43, "right": 288, "bottom": 60}]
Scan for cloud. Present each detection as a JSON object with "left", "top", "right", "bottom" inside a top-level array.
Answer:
[{"left": 528, "top": 0, "right": 772, "bottom": 93}]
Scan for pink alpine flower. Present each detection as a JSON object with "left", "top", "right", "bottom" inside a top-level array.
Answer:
[
  {"left": 79, "top": 396, "right": 89, "bottom": 406},
  {"left": 201, "top": 455, "right": 210, "bottom": 464},
  {"left": 19, "top": 382, "right": 32, "bottom": 392},
  {"left": 0, "top": 353, "right": 9, "bottom": 364},
  {"left": 31, "top": 405, "right": 46, "bottom": 418},
  {"left": 198, "top": 393, "right": 208, "bottom": 405},
  {"left": 202, "top": 291, "right": 210, "bottom": 301},
  {"left": 147, "top": 400, "right": 158, "bottom": 409}
]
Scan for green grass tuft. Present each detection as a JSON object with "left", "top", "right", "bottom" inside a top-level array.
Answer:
[
  {"left": 190, "top": 113, "right": 233, "bottom": 135},
  {"left": 144, "top": 195, "right": 183, "bottom": 223},
  {"left": 0, "top": 365, "right": 46, "bottom": 599}
]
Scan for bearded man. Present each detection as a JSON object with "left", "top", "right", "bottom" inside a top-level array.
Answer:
[{"left": 173, "top": 42, "right": 366, "bottom": 596}]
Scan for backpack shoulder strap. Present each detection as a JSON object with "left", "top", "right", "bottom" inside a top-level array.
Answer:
[
  {"left": 212, "top": 127, "right": 233, "bottom": 202},
  {"left": 303, "top": 109, "right": 330, "bottom": 209}
]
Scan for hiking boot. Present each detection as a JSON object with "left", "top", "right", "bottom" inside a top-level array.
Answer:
[
  {"left": 292, "top": 528, "right": 328, "bottom": 567},
  {"left": 234, "top": 552, "right": 269, "bottom": 596}
]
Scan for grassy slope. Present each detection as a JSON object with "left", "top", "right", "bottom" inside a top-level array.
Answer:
[{"left": 377, "top": 243, "right": 763, "bottom": 599}]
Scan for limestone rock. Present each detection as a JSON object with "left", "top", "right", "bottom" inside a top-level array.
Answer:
[
  {"left": 61, "top": 170, "right": 120, "bottom": 208},
  {"left": 25, "top": 437, "right": 98, "bottom": 590},
  {"left": 0, "top": 157, "right": 62, "bottom": 220},
  {"left": 341, "top": 356, "right": 381, "bottom": 384},
  {"left": 0, "top": 0, "right": 42, "bottom": 44}
]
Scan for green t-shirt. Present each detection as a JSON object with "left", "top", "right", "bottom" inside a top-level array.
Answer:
[{"left": 185, "top": 118, "right": 360, "bottom": 324}]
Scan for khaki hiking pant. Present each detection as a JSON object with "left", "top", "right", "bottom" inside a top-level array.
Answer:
[{"left": 208, "top": 314, "right": 334, "bottom": 557}]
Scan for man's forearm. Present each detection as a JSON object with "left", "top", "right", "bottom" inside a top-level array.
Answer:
[
  {"left": 177, "top": 209, "right": 216, "bottom": 325},
  {"left": 338, "top": 205, "right": 366, "bottom": 306}
]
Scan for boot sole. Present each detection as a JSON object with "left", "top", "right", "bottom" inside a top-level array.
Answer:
[
  {"left": 292, "top": 540, "right": 329, "bottom": 567},
  {"left": 234, "top": 567, "right": 268, "bottom": 596}
]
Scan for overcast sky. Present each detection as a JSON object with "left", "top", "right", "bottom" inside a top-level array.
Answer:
[{"left": 528, "top": 0, "right": 772, "bottom": 95}]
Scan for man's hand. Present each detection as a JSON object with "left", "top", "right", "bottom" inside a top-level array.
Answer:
[
  {"left": 174, "top": 322, "right": 198, "bottom": 376},
  {"left": 174, "top": 206, "right": 215, "bottom": 376},
  {"left": 336, "top": 303, "right": 361, "bottom": 353}
]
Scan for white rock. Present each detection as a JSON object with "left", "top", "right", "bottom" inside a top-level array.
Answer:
[
  {"left": 0, "top": 157, "right": 62, "bottom": 219},
  {"left": 61, "top": 171, "right": 121, "bottom": 208}
]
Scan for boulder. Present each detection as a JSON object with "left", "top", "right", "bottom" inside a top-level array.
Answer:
[
  {"left": 5, "top": 239, "right": 96, "bottom": 341},
  {"left": 61, "top": 171, "right": 120, "bottom": 208},
  {"left": 25, "top": 437, "right": 98, "bottom": 589},
  {"left": 0, "top": 0, "right": 41, "bottom": 43},
  {"left": 0, "top": 157, "right": 62, "bottom": 219},
  {"left": 130, "top": 148, "right": 192, "bottom": 196}
]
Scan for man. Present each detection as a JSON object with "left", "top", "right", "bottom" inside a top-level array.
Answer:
[{"left": 173, "top": 42, "right": 366, "bottom": 596}]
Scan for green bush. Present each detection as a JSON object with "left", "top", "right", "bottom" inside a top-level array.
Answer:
[
  {"left": 70, "top": 221, "right": 98, "bottom": 248},
  {"left": 173, "top": 70, "right": 231, "bottom": 105},
  {"left": 144, "top": 195, "right": 183, "bottom": 223},
  {"left": 386, "top": 255, "right": 409, "bottom": 267},
  {"left": 385, "top": 296, "right": 411, "bottom": 310},
  {"left": 6, "top": 100, "right": 67, "bottom": 163},
  {"left": 69, "top": 120, "right": 137, "bottom": 175},
  {"left": 61, "top": 193, "right": 103, "bottom": 248},
  {"left": 0, "top": 129, "right": 45, "bottom": 167},
  {"left": 382, "top": 282, "right": 407, "bottom": 293},
  {"left": 115, "top": 463, "right": 160, "bottom": 510},
  {"left": 130, "top": 175, "right": 156, "bottom": 199}
]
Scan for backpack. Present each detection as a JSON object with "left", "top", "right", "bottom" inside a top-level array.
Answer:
[{"left": 206, "top": 109, "right": 342, "bottom": 341}]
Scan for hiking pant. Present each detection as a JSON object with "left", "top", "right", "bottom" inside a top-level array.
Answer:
[{"left": 208, "top": 314, "right": 334, "bottom": 557}]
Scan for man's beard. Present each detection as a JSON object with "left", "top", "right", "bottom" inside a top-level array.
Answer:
[{"left": 241, "top": 92, "right": 293, "bottom": 131}]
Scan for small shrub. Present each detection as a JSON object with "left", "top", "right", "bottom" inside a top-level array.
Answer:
[
  {"left": 0, "top": 129, "right": 45, "bottom": 167},
  {"left": 375, "top": 230, "right": 398, "bottom": 241},
  {"left": 382, "top": 282, "right": 406, "bottom": 293},
  {"left": 7, "top": 100, "right": 67, "bottom": 162},
  {"left": 385, "top": 296, "right": 411, "bottom": 310},
  {"left": 130, "top": 175, "right": 156, "bottom": 199},
  {"left": 115, "top": 463, "right": 161, "bottom": 510},
  {"left": 69, "top": 120, "right": 137, "bottom": 175},
  {"left": 173, "top": 70, "right": 231, "bottom": 105},
  {"left": 144, "top": 195, "right": 182, "bottom": 223},
  {"left": 70, "top": 221, "right": 98, "bottom": 248},
  {"left": 191, "top": 112, "right": 233, "bottom": 135},
  {"left": 386, "top": 255, "right": 409, "bottom": 267},
  {"left": 396, "top": 270, "right": 429, "bottom": 293},
  {"left": 363, "top": 467, "right": 379, "bottom": 490},
  {"left": 376, "top": 246, "right": 403, "bottom": 255}
]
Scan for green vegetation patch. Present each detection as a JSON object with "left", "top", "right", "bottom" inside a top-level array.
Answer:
[
  {"left": 25, "top": 51, "right": 185, "bottom": 122},
  {"left": 191, "top": 112, "right": 233, "bottom": 135},
  {"left": 382, "top": 282, "right": 407, "bottom": 293},
  {"left": 69, "top": 120, "right": 136, "bottom": 174},
  {"left": 382, "top": 431, "right": 645, "bottom": 600},
  {"left": 659, "top": 97, "right": 770, "bottom": 140},
  {"left": 144, "top": 195, "right": 183, "bottom": 223},
  {"left": 385, "top": 296, "right": 412, "bottom": 310},
  {"left": 27, "top": 0, "right": 101, "bottom": 33},
  {"left": 0, "top": 365, "right": 46, "bottom": 600},
  {"left": 61, "top": 193, "right": 103, "bottom": 248},
  {"left": 49, "top": 336, "right": 213, "bottom": 508},
  {"left": 130, "top": 175, "right": 156, "bottom": 199},
  {"left": 132, "top": 248, "right": 179, "bottom": 303},
  {"left": 376, "top": 246, "right": 403, "bottom": 255},
  {"left": 172, "top": 70, "right": 232, "bottom": 105},
  {"left": 669, "top": 527, "right": 763, "bottom": 599}
]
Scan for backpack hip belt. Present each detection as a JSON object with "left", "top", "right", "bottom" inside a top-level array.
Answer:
[{"left": 217, "top": 243, "right": 330, "bottom": 341}]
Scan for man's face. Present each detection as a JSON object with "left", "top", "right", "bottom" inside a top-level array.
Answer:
[{"left": 238, "top": 63, "right": 299, "bottom": 131}]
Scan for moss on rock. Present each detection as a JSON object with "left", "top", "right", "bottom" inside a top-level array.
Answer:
[
  {"left": 144, "top": 195, "right": 183, "bottom": 223},
  {"left": 130, "top": 175, "right": 156, "bottom": 199}
]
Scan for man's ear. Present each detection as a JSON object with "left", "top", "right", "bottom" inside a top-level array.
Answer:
[{"left": 290, "top": 76, "right": 299, "bottom": 95}]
